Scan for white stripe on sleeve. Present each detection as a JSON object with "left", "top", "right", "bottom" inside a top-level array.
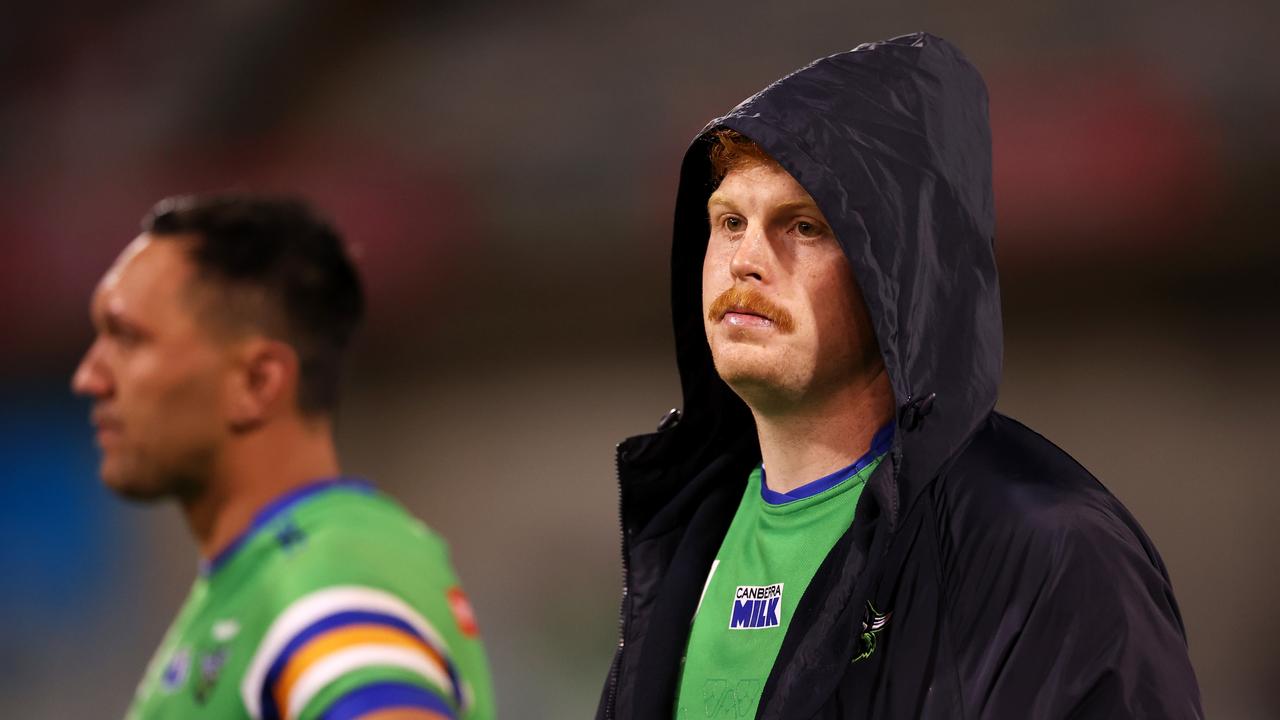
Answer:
[
  {"left": 283, "top": 644, "right": 454, "bottom": 720},
  {"left": 240, "top": 586, "right": 453, "bottom": 719}
]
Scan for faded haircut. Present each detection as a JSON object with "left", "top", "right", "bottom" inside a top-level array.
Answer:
[{"left": 143, "top": 194, "right": 364, "bottom": 416}]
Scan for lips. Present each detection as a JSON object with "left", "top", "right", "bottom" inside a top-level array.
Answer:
[
  {"left": 724, "top": 304, "right": 770, "bottom": 320},
  {"left": 707, "top": 286, "right": 796, "bottom": 333},
  {"left": 722, "top": 308, "right": 774, "bottom": 327},
  {"left": 91, "top": 409, "right": 123, "bottom": 442}
]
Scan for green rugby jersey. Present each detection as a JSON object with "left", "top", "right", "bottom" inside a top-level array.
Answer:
[
  {"left": 126, "top": 479, "right": 495, "bottom": 720},
  {"left": 675, "top": 425, "right": 892, "bottom": 719}
]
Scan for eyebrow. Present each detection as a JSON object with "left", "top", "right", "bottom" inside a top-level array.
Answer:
[
  {"left": 706, "top": 193, "right": 736, "bottom": 211},
  {"left": 772, "top": 199, "right": 823, "bottom": 215},
  {"left": 706, "top": 195, "right": 823, "bottom": 216},
  {"left": 96, "top": 301, "right": 151, "bottom": 338}
]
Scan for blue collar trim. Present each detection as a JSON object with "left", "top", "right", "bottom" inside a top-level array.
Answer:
[
  {"left": 200, "top": 476, "right": 374, "bottom": 576},
  {"left": 760, "top": 422, "right": 894, "bottom": 505}
]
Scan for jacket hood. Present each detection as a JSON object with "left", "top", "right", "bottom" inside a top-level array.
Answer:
[{"left": 668, "top": 32, "right": 1002, "bottom": 523}]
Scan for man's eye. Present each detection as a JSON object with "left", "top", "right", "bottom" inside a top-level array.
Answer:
[
  {"left": 796, "top": 221, "right": 821, "bottom": 236},
  {"left": 105, "top": 319, "right": 143, "bottom": 347},
  {"left": 723, "top": 216, "right": 743, "bottom": 232},
  {"left": 109, "top": 329, "right": 137, "bottom": 347}
]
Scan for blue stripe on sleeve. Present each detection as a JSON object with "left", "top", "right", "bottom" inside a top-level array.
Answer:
[
  {"left": 320, "top": 681, "right": 456, "bottom": 720},
  {"left": 260, "top": 610, "right": 460, "bottom": 720}
]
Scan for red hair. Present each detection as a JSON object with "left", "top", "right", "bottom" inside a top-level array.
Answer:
[{"left": 707, "top": 128, "right": 779, "bottom": 181}]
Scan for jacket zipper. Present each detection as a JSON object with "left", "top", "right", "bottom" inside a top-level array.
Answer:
[{"left": 604, "top": 442, "right": 630, "bottom": 719}]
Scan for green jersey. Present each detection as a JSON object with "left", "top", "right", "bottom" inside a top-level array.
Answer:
[
  {"left": 127, "top": 479, "right": 495, "bottom": 720},
  {"left": 675, "top": 426, "right": 892, "bottom": 719}
]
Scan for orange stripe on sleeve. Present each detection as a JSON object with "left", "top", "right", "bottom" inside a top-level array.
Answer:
[{"left": 273, "top": 624, "right": 449, "bottom": 715}]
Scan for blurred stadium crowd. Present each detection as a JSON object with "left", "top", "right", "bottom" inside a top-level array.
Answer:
[{"left": 1, "top": 1, "right": 1277, "bottom": 717}]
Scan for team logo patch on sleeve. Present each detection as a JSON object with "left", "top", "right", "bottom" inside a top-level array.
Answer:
[
  {"left": 447, "top": 586, "right": 480, "bottom": 638},
  {"left": 729, "top": 584, "right": 783, "bottom": 629},
  {"left": 161, "top": 647, "right": 192, "bottom": 692}
]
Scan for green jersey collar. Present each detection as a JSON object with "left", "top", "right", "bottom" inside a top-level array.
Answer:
[{"left": 200, "top": 477, "right": 374, "bottom": 576}]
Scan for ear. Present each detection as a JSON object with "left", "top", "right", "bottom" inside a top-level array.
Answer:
[{"left": 226, "top": 338, "right": 299, "bottom": 432}]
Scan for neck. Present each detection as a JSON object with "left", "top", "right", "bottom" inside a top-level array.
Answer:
[
  {"left": 750, "top": 367, "right": 894, "bottom": 495},
  {"left": 180, "top": 416, "right": 341, "bottom": 562}
]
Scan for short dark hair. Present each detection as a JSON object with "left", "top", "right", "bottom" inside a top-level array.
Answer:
[{"left": 143, "top": 194, "right": 364, "bottom": 416}]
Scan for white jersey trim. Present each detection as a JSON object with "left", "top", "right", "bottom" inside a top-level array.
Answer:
[
  {"left": 240, "top": 585, "right": 453, "bottom": 719},
  {"left": 693, "top": 559, "right": 720, "bottom": 620},
  {"left": 284, "top": 644, "right": 453, "bottom": 720}
]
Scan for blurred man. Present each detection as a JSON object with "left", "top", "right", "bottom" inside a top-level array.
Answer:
[
  {"left": 598, "top": 33, "right": 1202, "bottom": 719},
  {"left": 73, "top": 195, "right": 494, "bottom": 720}
]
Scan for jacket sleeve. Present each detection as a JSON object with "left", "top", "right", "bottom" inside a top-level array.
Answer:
[{"left": 944, "top": 486, "right": 1203, "bottom": 719}]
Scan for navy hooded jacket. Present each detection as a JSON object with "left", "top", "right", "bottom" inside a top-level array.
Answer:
[{"left": 597, "top": 33, "right": 1202, "bottom": 719}]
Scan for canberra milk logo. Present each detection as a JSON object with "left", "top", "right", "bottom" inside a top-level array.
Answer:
[{"left": 729, "top": 584, "right": 783, "bottom": 629}]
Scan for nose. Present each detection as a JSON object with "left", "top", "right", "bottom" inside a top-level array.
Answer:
[
  {"left": 71, "top": 338, "right": 113, "bottom": 399},
  {"left": 729, "top": 224, "right": 769, "bottom": 284}
]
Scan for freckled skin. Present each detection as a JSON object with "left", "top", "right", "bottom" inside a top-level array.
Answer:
[{"left": 702, "top": 163, "right": 881, "bottom": 414}]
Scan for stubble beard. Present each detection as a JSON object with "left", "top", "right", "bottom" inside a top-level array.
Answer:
[
  {"left": 711, "top": 340, "right": 814, "bottom": 416},
  {"left": 711, "top": 330, "right": 882, "bottom": 420},
  {"left": 101, "top": 444, "right": 213, "bottom": 504}
]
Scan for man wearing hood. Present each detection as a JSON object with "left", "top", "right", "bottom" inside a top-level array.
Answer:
[{"left": 597, "top": 33, "right": 1202, "bottom": 719}]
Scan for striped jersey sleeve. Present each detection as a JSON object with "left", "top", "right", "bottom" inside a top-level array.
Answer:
[{"left": 240, "top": 585, "right": 467, "bottom": 720}]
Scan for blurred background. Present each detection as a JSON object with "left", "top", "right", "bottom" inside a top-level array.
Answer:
[{"left": 2, "top": 1, "right": 1277, "bottom": 717}]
